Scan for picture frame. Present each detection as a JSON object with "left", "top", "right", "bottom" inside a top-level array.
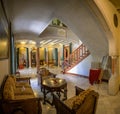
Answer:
[{"left": 0, "top": 1, "right": 9, "bottom": 60}]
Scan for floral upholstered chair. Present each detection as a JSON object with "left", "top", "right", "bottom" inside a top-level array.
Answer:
[{"left": 53, "top": 86, "right": 99, "bottom": 114}]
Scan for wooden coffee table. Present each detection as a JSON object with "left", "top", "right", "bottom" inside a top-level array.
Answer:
[{"left": 42, "top": 77, "right": 67, "bottom": 105}]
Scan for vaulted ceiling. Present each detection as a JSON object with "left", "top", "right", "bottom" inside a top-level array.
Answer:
[
  {"left": 3, "top": 0, "right": 81, "bottom": 47},
  {"left": 3, "top": 0, "right": 119, "bottom": 58}
]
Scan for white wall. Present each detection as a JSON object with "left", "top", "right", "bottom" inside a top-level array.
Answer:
[{"left": 68, "top": 55, "right": 93, "bottom": 77}]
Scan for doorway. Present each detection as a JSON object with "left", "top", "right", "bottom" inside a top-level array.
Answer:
[{"left": 64, "top": 46, "right": 69, "bottom": 60}]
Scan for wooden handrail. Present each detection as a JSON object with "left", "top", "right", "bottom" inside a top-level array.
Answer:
[{"left": 64, "top": 43, "right": 90, "bottom": 72}]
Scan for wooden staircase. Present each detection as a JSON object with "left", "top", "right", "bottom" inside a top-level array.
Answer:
[{"left": 64, "top": 44, "right": 90, "bottom": 72}]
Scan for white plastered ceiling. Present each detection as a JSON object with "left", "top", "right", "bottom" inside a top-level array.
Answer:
[{"left": 3, "top": 0, "right": 119, "bottom": 59}]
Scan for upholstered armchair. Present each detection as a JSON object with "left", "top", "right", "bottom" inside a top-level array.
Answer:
[{"left": 53, "top": 86, "right": 99, "bottom": 114}]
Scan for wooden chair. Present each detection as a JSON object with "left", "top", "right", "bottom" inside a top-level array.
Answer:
[{"left": 37, "top": 68, "right": 56, "bottom": 91}]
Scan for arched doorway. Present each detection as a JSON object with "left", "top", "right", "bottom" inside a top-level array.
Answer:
[{"left": 16, "top": 47, "right": 29, "bottom": 69}]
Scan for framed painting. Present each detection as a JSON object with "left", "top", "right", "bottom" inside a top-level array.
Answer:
[{"left": 0, "top": 1, "right": 9, "bottom": 60}]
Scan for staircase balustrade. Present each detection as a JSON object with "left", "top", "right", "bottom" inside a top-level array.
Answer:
[{"left": 64, "top": 44, "right": 90, "bottom": 72}]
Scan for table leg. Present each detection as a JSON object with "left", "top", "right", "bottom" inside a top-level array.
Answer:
[
  {"left": 56, "top": 91, "right": 61, "bottom": 99},
  {"left": 63, "top": 85, "right": 67, "bottom": 100},
  {"left": 43, "top": 87, "right": 46, "bottom": 104}
]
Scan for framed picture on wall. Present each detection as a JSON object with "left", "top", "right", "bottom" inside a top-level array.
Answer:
[{"left": 0, "top": 1, "right": 9, "bottom": 60}]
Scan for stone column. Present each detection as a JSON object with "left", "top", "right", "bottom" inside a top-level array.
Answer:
[
  {"left": 46, "top": 48, "right": 49, "bottom": 67},
  {"left": 28, "top": 47, "right": 31, "bottom": 68},
  {"left": 58, "top": 48, "right": 60, "bottom": 67},
  {"left": 108, "top": 55, "right": 119, "bottom": 95},
  {"left": 36, "top": 47, "right": 40, "bottom": 72}
]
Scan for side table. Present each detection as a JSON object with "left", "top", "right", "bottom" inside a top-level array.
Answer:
[
  {"left": 42, "top": 78, "right": 67, "bottom": 105},
  {"left": 89, "top": 68, "right": 101, "bottom": 85}
]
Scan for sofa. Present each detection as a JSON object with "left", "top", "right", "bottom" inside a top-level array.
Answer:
[
  {"left": 1, "top": 75, "right": 42, "bottom": 114},
  {"left": 53, "top": 86, "right": 99, "bottom": 114}
]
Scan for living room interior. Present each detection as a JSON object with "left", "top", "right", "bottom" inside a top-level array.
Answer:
[{"left": 0, "top": 0, "right": 120, "bottom": 114}]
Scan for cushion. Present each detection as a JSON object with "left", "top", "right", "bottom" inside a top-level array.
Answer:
[
  {"left": 64, "top": 95, "right": 78, "bottom": 109},
  {"left": 73, "top": 88, "right": 93, "bottom": 110},
  {"left": 9, "top": 75, "right": 16, "bottom": 83},
  {"left": 3, "top": 85, "right": 14, "bottom": 100},
  {"left": 14, "top": 87, "right": 34, "bottom": 95},
  {"left": 6, "top": 76, "right": 16, "bottom": 90},
  {"left": 3, "top": 75, "right": 35, "bottom": 100},
  {"left": 64, "top": 88, "right": 93, "bottom": 111}
]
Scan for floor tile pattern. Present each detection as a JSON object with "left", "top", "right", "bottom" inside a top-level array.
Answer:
[{"left": 19, "top": 67, "right": 120, "bottom": 114}]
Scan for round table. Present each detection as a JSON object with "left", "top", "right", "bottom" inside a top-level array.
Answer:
[{"left": 42, "top": 78, "right": 67, "bottom": 105}]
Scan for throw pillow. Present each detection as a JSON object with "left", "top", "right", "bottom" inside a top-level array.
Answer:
[{"left": 72, "top": 88, "right": 93, "bottom": 110}]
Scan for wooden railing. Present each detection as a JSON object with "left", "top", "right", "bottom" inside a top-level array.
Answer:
[{"left": 64, "top": 44, "right": 90, "bottom": 72}]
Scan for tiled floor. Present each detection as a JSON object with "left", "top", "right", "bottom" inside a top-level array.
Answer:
[{"left": 19, "top": 67, "right": 120, "bottom": 114}]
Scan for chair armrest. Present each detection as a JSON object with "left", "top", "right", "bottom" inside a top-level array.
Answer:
[
  {"left": 75, "top": 86, "right": 84, "bottom": 95},
  {"left": 53, "top": 94, "right": 74, "bottom": 114}
]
